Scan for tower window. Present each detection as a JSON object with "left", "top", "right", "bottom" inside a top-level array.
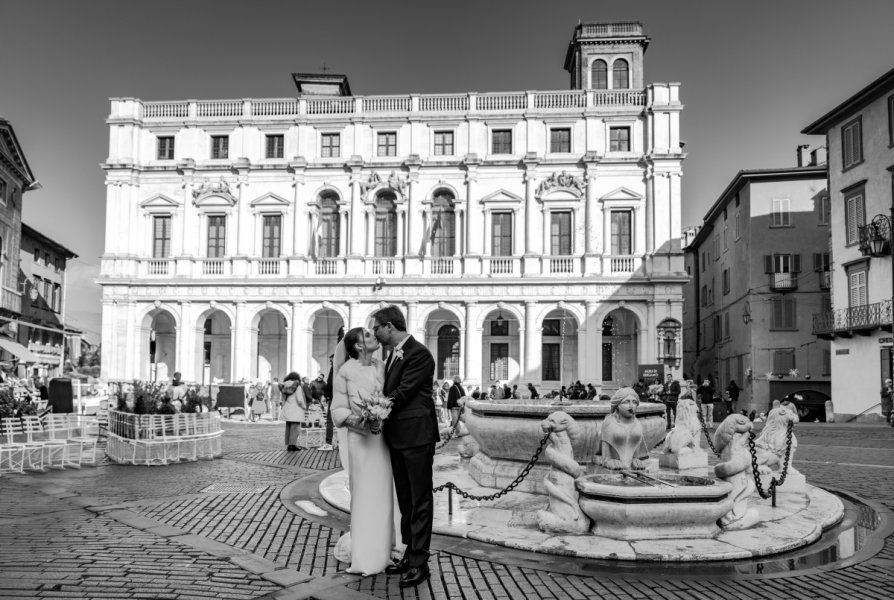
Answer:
[
  {"left": 321, "top": 133, "right": 340, "bottom": 158},
  {"left": 266, "top": 134, "right": 284, "bottom": 159},
  {"left": 434, "top": 131, "right": 454, "bottom": 156},
  {"left": 591, "top": 59, "right": 607, "bottom": 90},
  {"left": 211, "top": 135, "right": 229, "bottom": 159},
  {"left": 491, "top": 129, "right": 512, "bottom": 154},
  {"left": 612, "top": 59, "right": 630, "bottom": 89},
  {"left": 157, "top": 136, "right": 175, "bottom": 160},
  {"left": 377, "top": 132, "right": 397, "bottom": 157}
]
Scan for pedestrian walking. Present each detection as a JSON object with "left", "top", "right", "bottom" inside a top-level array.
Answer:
[
  {"left": 726, "top": 380, "right": 740, "bottom": 415},
  {"left": 282, "top": 372, "right": 307, "bottom": 451},
  {"left": 881, "top": 378, "right": 893, "bottom": 426},
  {"left": 269, "top": 377, "right": 282, "bottom": 421},
  {"left": 696, "top": 379, "right": 715, "bottom": 427}
]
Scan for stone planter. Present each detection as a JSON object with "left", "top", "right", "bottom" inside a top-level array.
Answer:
[{"left": 106, "top": 410, "right": 223, "bottom": 465}]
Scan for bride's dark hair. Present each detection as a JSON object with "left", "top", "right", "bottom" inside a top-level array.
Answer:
[{"left": 343, "top": 327, "right": 366, "bottom": 360}]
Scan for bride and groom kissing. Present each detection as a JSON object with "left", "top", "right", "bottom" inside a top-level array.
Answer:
[{"left": 330, "top": 304, "right": 438, "bottom": 587}]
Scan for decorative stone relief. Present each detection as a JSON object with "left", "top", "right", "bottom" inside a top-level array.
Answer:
[
  {"left": 536, "top": 171, "right": 585, "bottom": 196},
  {"left": 594, "top": 388, "right": 650, "bottom": 471},
  {"left": 360, "top": 170, "right": 408, "bottom": 197}
]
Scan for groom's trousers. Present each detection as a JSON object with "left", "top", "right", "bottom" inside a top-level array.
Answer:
[{"left": 389, "top": 442, "right": 436, "bottom": 568}]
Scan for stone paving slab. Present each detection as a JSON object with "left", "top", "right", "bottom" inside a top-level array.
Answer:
[{"left": 1, "top": 421, "right": 893, "bottom": 600}]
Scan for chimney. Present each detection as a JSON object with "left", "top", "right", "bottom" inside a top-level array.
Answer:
[
  {"left": 810, "top": 147, "right": 827, "bottom": 166},
  {"left": 796, "top": 144, "right": 810, "bottom": 167}
]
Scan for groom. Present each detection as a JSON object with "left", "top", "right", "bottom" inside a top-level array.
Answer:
[{"left": 372, "top": 304, "right": 437, "bottom": 588}]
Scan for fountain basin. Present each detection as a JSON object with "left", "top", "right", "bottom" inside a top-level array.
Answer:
[
  {"left": 465, "top": 399, "right": 667, "bottom": 493},
  {"left": 576, "top": 473, "right": 733, "bottom": 540}
]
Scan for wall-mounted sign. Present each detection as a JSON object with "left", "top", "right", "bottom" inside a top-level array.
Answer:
[
  {"left": 638, "top": 364, "right": 665, "bottom": 383},
  {"left": 879, "top": 337, "right": 893, "bottom": 345}
]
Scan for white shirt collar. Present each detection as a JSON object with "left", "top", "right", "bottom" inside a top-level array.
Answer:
[{"left": 392, "top": 335, "right": 410, "bottom": 353}]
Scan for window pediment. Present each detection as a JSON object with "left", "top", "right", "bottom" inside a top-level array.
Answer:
[
  {"left": 140, "top": 194, "right": 181, "bottom": 211},
  {"left": 479, "top": 188, "right": 523, "bottom": 207},
  {"left": 600, "top": 186, "right": 643, "bottom": 203},
  {"left": 249, "top": 192, "right": 290, "bottom": 209},
  {"left": 193, "top": 177, "right": 237, "bottom": 207}
]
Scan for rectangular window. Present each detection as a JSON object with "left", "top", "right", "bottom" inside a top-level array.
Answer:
[
  {"left": 433, "top": 131, "right": 454, "bottom": 156},
  {"left": 550, "top": 211, "right": 572, "bottom": 255},
  {"left": 152, "top": 215, "right": 171, "bottom": 258},
  {"left": 773, "top": 350, "right": 796, "bottom": 373},
  {"left": 723, "top": 312, "right": 730, "bottom": 339},
  {"left": 845, "top": 189, "right": 866, "bottom": 245},
  {"left": 722, "top": 268, "right": 730, "bottom": 295},
  {"left": 723, "top": 225, "right": 728, "bottom": 250},
  {"left": 848, "top": 269, "right": 867, "bottom": 307},
  {"left": 491, "top": 129, "right": 512, "bottom": 154},
  {"left": 375, "top": 209, "right": 397, "bottom": 257},
  {"left": 542, "top": 319, "right": 561, "bottom": 337},
  {"left": 889, "top": 95, "right": 894, "bottom": 146},
  {"left": 49, "top": 284, "right": 56, "bottom": 313},
  {"left": 321, "top": 133, "right": 340, "bottom": 158},
  {"left": 813, "top": 252, "right": 831, "bottom": 272},
  {"left": 713, "top": 315, "right": 722, "bottom": 343},
  {"left": 31, "top": 276, "right": 41, "bottom": 304},
  {"left": 841, "top": 117, "right": 863, "bottom": 169},
  {"left": 0, "top": 178, "right": 6, "bottom": 205},
  {"left": 700, "top": 285, "right": 707, "bottom": 307},
  {"left": 771, "top": 297, "right": 796, "bottom": 329},
  {"left": 491, "top": 212, "right": 513, "bottom": 256},
  {"left": 819, "top": 194, "right": 831, "bottom": 225},
  {"left": 207, "top": 215, "right": 226, "bottom": 258},
  {"left": 490, "top": 343, "right": 509, "bottom": 381},
  {"left": 713, "top": 234, "right": 720, "bottom": 259},
  {"left": 265, "top": 134, "right": 284, "bottom": 159},
  {"left": 34, "top": 247, "right": 42, "bottom": 264},
  {"left": 261, "top": 215, "right": 282, "bottom": 258},
  {"left": 550, "top": 128, "right": 571, "bottom": 153},
  {"left": 157, "top": 136, "right": 174, "bottom": 160},
  {"left": 491, "top": 319, "right": 509, "bottom": 337},
  {"left": 542, "top": 343, "right": 561, "bottom": 380},
  {"left": 610, "top": 210, "right": 632, "bottom": 255},
  {"left": 53, "top": 283, "right": 61, "bottom": 312},
  {"left": 735, "top": 212, "right": 741, "bottom": 240},
  {"left": 211, "top": 135, "right": 229, "bottom": 159},
  {"left": 610, "top": 127, "right": 631, "bottom": 152},
  {"left": 376, "top": 132, "right": 397, "bottom": 157},
  {"left": 822, "top": 349, "right": 831, "bottom": 375},
  {"left": 771, "top": 197, "right": 791, "bottom": 227}
]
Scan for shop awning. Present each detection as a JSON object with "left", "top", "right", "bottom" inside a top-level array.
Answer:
[{"left": 0, "top": 338, "right": 39, "bottom": 363}]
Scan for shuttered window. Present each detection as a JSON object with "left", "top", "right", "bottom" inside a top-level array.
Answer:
[
  {"left": 152, "top": 215, "right": 171, "bottom": 258},
  {"left": 550, "top": 211, "right": 572, "bottom": 255},
  {"left": 771, "top": 297, "right": 796, "bottom": 329},
  {"left": 845, "top": 190, "right": 865, "bottom": 245},
  {"left": 848, "top": 270, "right": 867, "bottom": 307},
  {"left": 841, "top": 117, "right": 862, "bottom": 169},
  {"left": 773, "top": 350, "right": 796, "bottom": 373}
]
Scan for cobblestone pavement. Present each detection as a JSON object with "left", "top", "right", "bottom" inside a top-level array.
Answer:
[{"left": 0, "top": 420, "right": 892, "bottom": 599}]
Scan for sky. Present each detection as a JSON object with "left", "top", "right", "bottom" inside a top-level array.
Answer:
[{"left": 2, "top": 0, "right": 894, "bottom": 343}]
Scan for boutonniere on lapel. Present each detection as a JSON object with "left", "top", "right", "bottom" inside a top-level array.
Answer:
[{"left": 392, "top": 348, "right": 404, "bottom": 362}]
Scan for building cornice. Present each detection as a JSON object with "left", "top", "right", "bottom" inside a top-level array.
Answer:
[{"left": 802, "top": 65, "right": 894, "bottom": 134}]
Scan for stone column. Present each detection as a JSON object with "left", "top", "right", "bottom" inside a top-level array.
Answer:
[
  {"left": 178, "top": 301, "right": 193, "bottom": 382},
  {"left": 463, "top": 159, "right": 482, "bottom": 275},
  {"left": 350, "top": 175, "right": 364, "bottom": 253},
  {"left": 365, "top": 207, "right": 376, "bottom": 256},
  {"left": 406, "top": 301, "right": 419, "bottom": 340},
  {"left": 585, "top": 300, "right": 601, "bottom": 382},
  {"left": 396, "top": 209, "right": 405, "bottom": 257},
  {"left": 232, "top": 302, "right": 248, "bottom": 381},
  {"left": 126, "top": 302, "right": 138, "bottom": 380},
  {"left": 290, "top": 302, "right": 303, "bottom": 373},
  {"left": 292, "top": 176, "right": 306, "bottom": 257},
  {"left": 464, "top": 301, "right": 482, "bottom": 385},
  {"left": 524, "top": 301, "right": 539, "bottom": 383},
  {"left": 349, "top": 301, "right": 363, "bottom": 328}
]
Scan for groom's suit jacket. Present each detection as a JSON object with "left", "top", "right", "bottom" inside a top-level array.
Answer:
[{"left": 382, "top": 335, "right": 437, "bottom": 450}]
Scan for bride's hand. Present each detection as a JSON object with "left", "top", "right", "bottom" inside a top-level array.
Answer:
[{"left": 368, "top": 421, "right": 382, "bottom": 435}]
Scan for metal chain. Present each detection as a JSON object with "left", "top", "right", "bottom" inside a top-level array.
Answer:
[
  {"left": 435, "top": 421, "right": 460, "bottom": 451},
  {"left": 695, "top": 406, "right": 721, "bottom": 457},
  {"left": 432, "top": 432, "right": 550, "bottom": 500},
  {"left": 748, "top": 421, "right": 794, "bottom": 500}
]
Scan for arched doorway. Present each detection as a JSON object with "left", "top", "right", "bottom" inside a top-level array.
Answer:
[
  {"left": 601, "top": 308, "right": 639, "bottom": 387},
  {"left": 141, "top": 309, "right": 176, "bottom": 381},
  {"left": 253, "top": 309, "right": 287, "bottom": 382},
  {"left": 540, "top": 308, "right": 579, "bottom": 386},
  {"left": 482, "top": 308, "right": 520, "bottom": 388},
  {"left": 196, "top": 309, "right": 232, "bottom": 385},
  {"left": 310, "top": 308, "right": 344, "bottom": 379},
  {"left": 423, "top": 306, "right": 462, "bottom": 381}
]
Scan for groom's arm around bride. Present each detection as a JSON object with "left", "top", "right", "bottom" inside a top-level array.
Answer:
[{"left": 372, "top": 305, "right": 437, "bottom": 588}]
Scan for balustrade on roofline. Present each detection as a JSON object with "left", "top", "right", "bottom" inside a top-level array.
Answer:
[{"left": 136, "top": 89, "right": 647, "bottom": 121}]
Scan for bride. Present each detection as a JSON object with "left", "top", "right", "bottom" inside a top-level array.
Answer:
[{"left": 330, "top": 326, "right": 397, "bottom": 575}]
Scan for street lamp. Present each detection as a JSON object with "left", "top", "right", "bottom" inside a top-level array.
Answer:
[{"left": 858, "top": 214, "right": 892, "bottom": 258}]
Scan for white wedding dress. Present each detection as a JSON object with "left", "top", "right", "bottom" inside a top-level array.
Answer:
[{"left": 331, "top": 357, "right": 400, "bottom": 575}]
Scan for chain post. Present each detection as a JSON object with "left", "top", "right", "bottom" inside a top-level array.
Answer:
[
  {"left": 696, "top": 407, "right": 720, "bottom": 457},
  {"left": 448, "top": 486, "right": 453, "bottom": 517},
  {"left": 747, "top": 421, "right": 795, "bottom": 501}
]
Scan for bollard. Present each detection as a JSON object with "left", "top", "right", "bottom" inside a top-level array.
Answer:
[
  {"left": 771, "top": 483, "right": 777, "bottom": 508},
  {"left": 448, "top": 487, "right": 453, "bottom": 518}
]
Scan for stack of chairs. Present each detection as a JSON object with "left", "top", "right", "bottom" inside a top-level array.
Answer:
[
  {"left": 0, "top": 419, "right": 25, "bottom": 474},
  {"left": 46, "top": 414, "right": 99, "bottom": 467}
]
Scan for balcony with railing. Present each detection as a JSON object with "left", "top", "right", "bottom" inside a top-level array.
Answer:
[
  {"left": 813, "top": 299, "right": 893, "bottom": 338},
  {"left": 819, "top": 271, "right": 831, "bottom": 290},
  {"left": 125, "top": 89, "right": 647, "bottom": 125},
  {"left": 485, "top": 256, "right": 521, "bottom": 276},
  {"left": 769, "top": 272, "right": 798, "bottom": 292}
]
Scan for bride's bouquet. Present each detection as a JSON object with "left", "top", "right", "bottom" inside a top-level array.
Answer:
[{"left": 357, "top": 391, "right": 393, "bottom": 435}]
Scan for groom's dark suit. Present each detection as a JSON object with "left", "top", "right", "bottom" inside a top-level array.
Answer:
[{"left": 382, "top": 335, "right": 437, "bottom": 569}]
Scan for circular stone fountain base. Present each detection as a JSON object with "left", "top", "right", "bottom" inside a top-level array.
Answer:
[{"left": 319, "top": 453, "right": 846, "bottom": 562}]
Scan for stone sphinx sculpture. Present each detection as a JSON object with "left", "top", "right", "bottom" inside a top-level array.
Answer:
[
  {"left": 594, "top": 388, "right": 651, "bottom": 471},
  {"left": 536, "top": 411, "right": 589, "bottom": 533},
  {"left": 659, "top": 398, "right": 708, "bottom": 470},
  {"left": 755, "top": 406, "right": 804, "bottom": 492},
  {"left": 713, "top": 413, "right": 768, "bottom": 529}
]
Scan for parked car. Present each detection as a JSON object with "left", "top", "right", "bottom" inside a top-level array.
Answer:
[{"left": 778, "top": 390, "right": 831, "bottom": 422}]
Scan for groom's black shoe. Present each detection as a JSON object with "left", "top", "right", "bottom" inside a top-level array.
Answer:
[
  {"left": 385, "top": 558, "right": 410, "bottom": 575},
  {"left": 399, "top": 564, "right": 430, "bottom": 588}
]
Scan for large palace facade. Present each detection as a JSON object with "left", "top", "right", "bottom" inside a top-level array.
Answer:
[{"left": 99, "top": 22, "right": 686, "bottom": 392}]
